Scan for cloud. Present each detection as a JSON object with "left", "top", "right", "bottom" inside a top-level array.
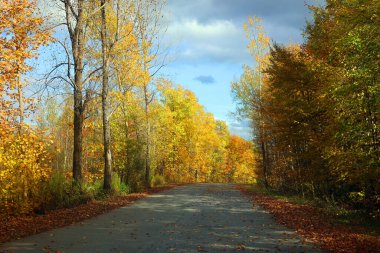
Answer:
[
  {"left": 228, "top": 119, "right": 253, "bottom": 140},
  {"left": 194, "top": 75, "right": 215, "bottom": 84},
  {"left": 167, "top": 0, "right": 317, "bottom": 26},
  {"left": 166, "top": 19, "right": 248, "bottom": 64},
  {"left": 163, "top": 0, "right": 319, "bottom": 65}
]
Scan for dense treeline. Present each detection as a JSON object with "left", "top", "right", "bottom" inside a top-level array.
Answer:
[
  {"left": 0, "top": 0, "right": 255, "bottom": 216},
  {"left": 233, "top": 0, "right": 379, "bottom": 212},
  {"left": 37, "top": 80, "right": 256, "bottom": 190}
]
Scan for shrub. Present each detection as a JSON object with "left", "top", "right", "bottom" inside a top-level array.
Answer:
[
  {"left": 41, "top": 172, "right": 92, "bottom": 211},
  {"left": 0, "top": 126, "right": 52, "bottom": 215},
  {"left": 111, "top": 173, "right": 129, "bottom": 195},
  {"left": 150, "top": 175, "right": 165, "bottom": 187}
]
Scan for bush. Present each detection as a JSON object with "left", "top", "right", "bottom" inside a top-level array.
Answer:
[
  {"left": 0, "top": 126, "right": 52, "bottom": 215},
  {"left": 41, "top": 172, "right": 92, "bottom": 211},
  {"left": 150, "top": 175, "right": 165, "bottom": 187},
  {"left": 111, "top": 173, "right": 129, "bottom": 195}
]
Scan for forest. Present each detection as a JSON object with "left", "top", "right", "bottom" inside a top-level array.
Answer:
[
  {"left": 1, "top": 0, "right": 379, "bottom": 222},
  {"left": 0, "top": 0, "right": 255, "bottom": 216},
  {"left": 232, "top": 0, "right": 379, "bottom": 214}
]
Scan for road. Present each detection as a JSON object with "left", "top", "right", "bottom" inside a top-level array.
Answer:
[{"left": 1, "top": 184, "right": 321, "bottom": 252}]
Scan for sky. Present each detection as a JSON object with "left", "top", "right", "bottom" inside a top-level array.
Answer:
[
  {"left": 159, "top": 0, "right": 319, "bottom": 139},
  {"left": 33, "top": 0, "right": 320, "bottom": 139}
]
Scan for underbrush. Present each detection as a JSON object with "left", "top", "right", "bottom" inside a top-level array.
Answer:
[
  {"left": 150, "top": 175, "right": 165, "bottom": 187},
  {"left": 1, "top": 170, "right": 169, "bottom": 217},
  {"left": 41, "top": 172, "right": 92, "bottom": 211},
  {"left": 38, "top": 172, "right": 131, "bottom": 213}
]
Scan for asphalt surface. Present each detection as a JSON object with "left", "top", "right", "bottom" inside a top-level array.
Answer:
[{"left": 1, "top": 183, "right": 322, "bottom": 252}]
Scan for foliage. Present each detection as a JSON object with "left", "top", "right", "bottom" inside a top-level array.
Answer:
[
  {"left": 0, "top": 0, "right": 50, "bottom": 123},
  {"left": 0, "top": 0, "right": 257, "bottom": 217},
  {"left": 224, "top": 136, "right": 256, "bottom": 183},
  {"left": 41, "top": 171, "right": 94, "bottom": 210},
  {"left": 111, "top": 173, "right": 129, "bottom": 195},
  {"left": 150, "top": 175, "right": 165, "bottom": 187},
  {"left": 233, "top": 1, "right": 379, "bottom": 212},
  {"left": 0, "top": 126, "right": 52, "bottom": 214},
  {"left": 0, "top": 0, "right": 52, "bottom": 215}
]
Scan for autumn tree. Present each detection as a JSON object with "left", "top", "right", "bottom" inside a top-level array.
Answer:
[
  {"left": 49, "top": 0, "right": 111, "bottom": 187},
  {"left": 233, "top": 1, "right": 379, "bottom": 211},
  {"left": 0, "top": 0, "right": 52, "bottom": 214},
  {"left": 96, "top": 0, "right": 150, "bottom": 191},
  {"left": 58, "top": 0, "right": 89, "bottom": 186},
  {"left": 99, "top": 0, "right": 113, "bottom": 191},
  {"left": 134, "top": 0, "right": 167, "bottom": 187},
  {"left": 305, "top": 0, "right": 379, "bottom": 206},
  {"left": 37, "top": 97, "right": 74, "bottom": 172},
  {"left": 0, "top": 0, "right": 50, "bottom": 128},
  {"left": 155, "top": 79, "right": 249, "bottom": 183},
  {"left": 225, "top": 136, "right": 256, "bottom": 183},
  {"left": 231, "top": 16, "right": 270, "bottom": 187},
  {"left": 261, "top": 44, "right": 330, "bottom": 195}
]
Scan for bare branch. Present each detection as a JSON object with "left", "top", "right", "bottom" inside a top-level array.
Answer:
[
  {"left": 83, "top": 67, "right": 103, "bottom": 85},
  {"left": 46, "top": 76, "right": 74, "bottom": 87},
  {"left": 63, "top": 0, "right": 74, "bottom": 41},
  {"left": 56, "top": 40, "right": 75, "bottom": 84}
]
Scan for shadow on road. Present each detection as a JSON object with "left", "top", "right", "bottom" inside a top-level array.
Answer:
[{"left": 1, "top": 184, "right": 322, "bottom": 253}]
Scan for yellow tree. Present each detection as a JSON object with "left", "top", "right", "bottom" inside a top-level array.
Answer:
[
  {"left": 155, "top": 79, "right": 232, "bottom": 183},
  {"left": 86, "top": 0, "right": 145, "bottom": 191},
  {"left": 135, "top": 0, "right": 166, "bottom": 187},
  {"left": 225, "top": 136, "right": 256, "bottom": 183},
  {"left": 232, "top": 16, "right": 270, "bottom": 187},
  {"left": 0, "top": 0, "right": 52, "bottom": 215},
  {"left": 0, "top": 0, "right": 50, "bottom": 128}
]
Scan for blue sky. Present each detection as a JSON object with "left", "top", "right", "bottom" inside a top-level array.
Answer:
[{"left": 159, "top": 0, "right": 319, "bottom": 139}]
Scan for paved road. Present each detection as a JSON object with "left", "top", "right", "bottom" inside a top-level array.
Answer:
[{"left": 1, "top": 184, "right": 321, "bottom": 253}]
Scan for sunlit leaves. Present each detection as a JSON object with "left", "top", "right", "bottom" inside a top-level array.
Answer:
[
  {"left": 0, "top": 0, "right": 50, "bottom": 123},
  {"left": 0, "top": 0, "right": 51, "bottom": 215},
  {"left": 0, "top": 125, "right": 52, "bottom": 214}
]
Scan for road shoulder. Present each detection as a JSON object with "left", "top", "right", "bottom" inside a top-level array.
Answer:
[{"left": 237, "top": 184, "right": 380, "bottom": 253}]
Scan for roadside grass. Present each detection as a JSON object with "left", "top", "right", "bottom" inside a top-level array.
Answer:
[{"left": 240, "top": 184, "right": 380, "bottom": 236}]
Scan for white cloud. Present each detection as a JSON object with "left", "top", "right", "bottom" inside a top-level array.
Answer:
[
  {"left": 227, "top": 119, "right": 253, "bottom": 140},
  {"left": 164, "top": 16, "right": 306, "bottom": 66},
  {"left": 165, "top": 19, "right": 249, "bottom": 64},
  {"left": 171, "top": 19, "right": 238, "bottom": 39}
]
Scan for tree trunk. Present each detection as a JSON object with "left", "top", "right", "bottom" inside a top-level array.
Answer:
[
  {"left": 63, "top": 127, "right": 69, "bottom": 171},
  {"left": 145, "top": 140, "right": 150, "bottom": 187},
  {"left": 260, "top": 139, "right": 268, "bottom": 188},
  {"left": 143, "top": 86, "right": 150, "bottom": 187},
  {"left": 73, "top": 87, "right": 83, "bottom": 184},
  {"left": 72, "top": 42, "right": 84, "bottom": 185},
  {"left": 101, "top": 0, "right": 112, "bottom": 192},
  {"left": 64, "top": 0, "right": 86, "bottom": 186}
]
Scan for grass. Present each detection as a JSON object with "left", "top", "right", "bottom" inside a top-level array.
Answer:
[{"left": 243, "top": 184, "right": 380, "bottom": 236}]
